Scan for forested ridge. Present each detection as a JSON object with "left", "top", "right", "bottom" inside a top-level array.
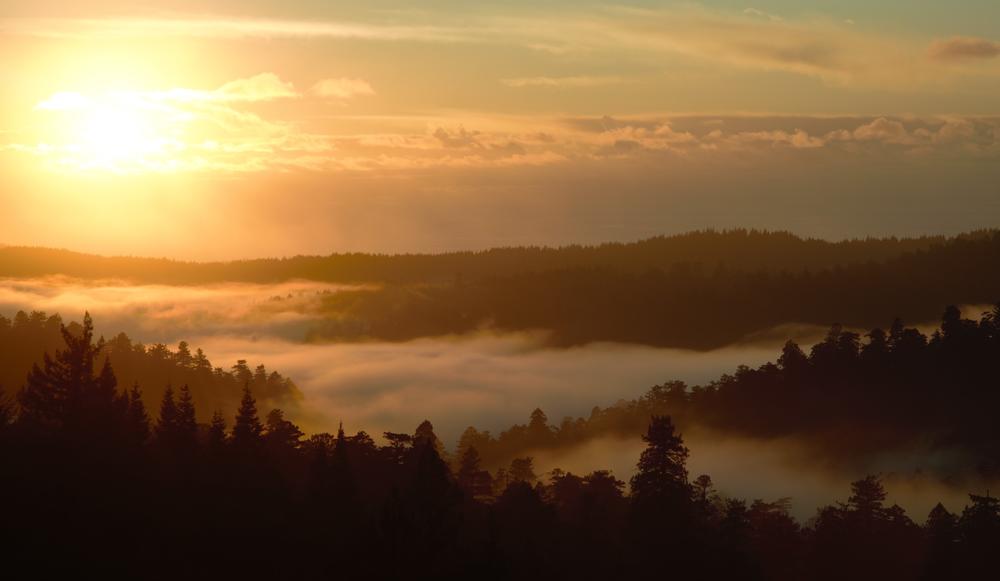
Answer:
[
  {"left": 2, "top": 310, "right": 1000, "bottom": 579},
  {"left": 0, "top": 311, "right": 300, "bottom": 421},
  {"left": 5, "top": 231, "right": 1000, "bottom": 350},
  {"left": 0, "top": 229, "right": 982, "bottom": 284},
  {"left": 308, "top": 233, "right": 1000, "bottom": 348},
  {"left": 456, "top": 304, "right": 1000, "bottom": 475}
]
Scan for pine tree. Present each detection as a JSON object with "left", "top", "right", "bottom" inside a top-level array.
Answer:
[
  {"left": 155, "top": 385, "right": 179, "bottom": 443},
  {"left": 176, "top": 384, "right": 198, "bottom": 447},
  {"left": 208, "top": 410, "right": 228, "bottom": 453},
  {"left": 18, "top": 312, "right": 109, "bottom": 431},
  {"left": 126, "top": 382, "right": 150, "bottom": 445},
  {"left": 630, "top": 415, "right": 690, "bottom": 502},
  {"left": 264, "top": 408, "right": 304, "bottom": 453},
  {"left": 457, "top": 446, "right": 492, "bottom": 498},
  {"left": 232, "top": 384, "right": 262, "bottom": 449}
]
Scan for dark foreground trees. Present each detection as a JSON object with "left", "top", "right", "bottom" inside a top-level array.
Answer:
[{"left": 2, "top": 314, "right": 1000, "bottom": 579}]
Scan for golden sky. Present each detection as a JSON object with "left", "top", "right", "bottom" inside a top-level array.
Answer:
[{"left": 2, "top": 1, "right": 1000, "bottom": 258}]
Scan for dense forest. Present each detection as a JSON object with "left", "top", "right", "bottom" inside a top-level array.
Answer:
[
  {"left": 1, "top": 315, "right": 998, "bottom": 579},
  {"left": 458, "top": 304, "right": 1000, "bottom": 475},
  {"left": 0, "top": 311, "right": 300, "bottom": 420},
  {"left": 5, "top": 231, "right": 1000, "bottom": 350},
  {"left": 305, "top": 232, "right": 1000, "bottom": 348},
  {"left": 0, "top": 229, "right": 980, "bottom": 284}
]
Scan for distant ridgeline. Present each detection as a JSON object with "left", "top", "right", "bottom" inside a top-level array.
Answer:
[
  {"left": 0, "top": 311, "right": 301, "bottom": 420},
  {"left": 304, "top": 232, "right": 1000, "bottom": 348},
  {"left": 4, "top": 230, "right": 1000, "bottom": 350},
  {"left": 0, "top": 229, "right": 987, "bottom": 284},
  {"left": 459, "top": 304, "right": 1000, "bottom": 477}
]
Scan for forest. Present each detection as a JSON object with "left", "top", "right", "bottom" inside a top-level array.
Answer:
[
  {"left": 6, "top": 231, "right": 1000, "bottom": 350},
  {"left": 0, "top": 311, "right": 300, "bottom": 423},
  {"left": 305, "top": 232, "right": 1000, "bottom": 348},
  {"left": 455, "top": 304, "right": 1000, "bottom": 475},
  {"left": 0, "top": 229, "right": 982, "bottom": 284},
  {"left": 1, "top": 309, "right": 999, "bottom": 579}
]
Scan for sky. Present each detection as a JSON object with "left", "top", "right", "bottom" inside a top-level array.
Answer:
[{"left": 2, "top": 1, "right": 1000, "bottom": 259}]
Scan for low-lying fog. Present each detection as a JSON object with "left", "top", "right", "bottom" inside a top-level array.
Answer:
[{"left": 1, "top": 276, "right": 990, "bottom": 521}]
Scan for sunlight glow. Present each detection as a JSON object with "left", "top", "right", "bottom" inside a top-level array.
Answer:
[{"left": 31, "top": 90, "right": 188, "bottom": 173}]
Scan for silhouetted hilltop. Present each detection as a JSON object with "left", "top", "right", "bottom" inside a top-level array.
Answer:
[
  {"left": 0, "top": 229, "right": 985, "bottom": 284},
  {"left": 0, "top": 311, "right": 300, "bottom": 420},
  {"left": 304, "top": 232, "right": 1000, "bottom": 348},
  {"left": 457, "top": 304, "right": 1000, "bottom": 477}
]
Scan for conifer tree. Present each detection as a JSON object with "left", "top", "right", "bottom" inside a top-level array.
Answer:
[
  {"left": 155, "top": 385, "right": 179, "bottom": 443},
  {"left": 126, "top": 382, "right": 150, "bottom": 445},
  {"left": 232, "top": 384, "right": 263, "bottom": 449},
  {"left": 630, "top": 415, "right": 690, "bottom": 502},
  {"left": 18, "top": 312, "right": 105, "bottom": 429},
  {"left": 208, "top": 410, "right": 227, "bottom": 448},
  {"left": 176, "top": 384, "right": 198, "bottom": 447}
]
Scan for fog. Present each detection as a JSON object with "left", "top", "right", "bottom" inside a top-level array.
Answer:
[
  {"left": 190, "top": 333, "right": 785, "bottom": 441},
  {"left": 0, "top": 276, "right": 363, "bottom": 342},
  {"left": 530, "top": 431, "right": 993, "bottom": 522},
  {"left": 2, "top": 276, "right": 990, "bottom": 520}
]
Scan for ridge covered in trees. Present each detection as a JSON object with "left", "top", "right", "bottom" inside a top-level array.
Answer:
[
  {"left": 305, "top": 233, "right": 1000, "bottom": 348},
  {"left": 456, "top": 304, "right": 1000, "bottom": 476},
  {"left": 4, "top": 231, "right": 1000, "bottom": 350},
  {"left": 0, "top": 229, "right": 985, "bottom": 284},
  {"left": 0, "top": 310, "right": 300, "bottom": 421},
  {"left": 0, "top": 316, "right": 997, "bottom": 579}
]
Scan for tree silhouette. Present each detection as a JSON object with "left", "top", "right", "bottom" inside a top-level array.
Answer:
[
  {"left": 125, "top": 381, "right": 150, "bottom": 445},
  {"left": 155, "top": 385, "right": 179, "bottom": 443},
  {"left": 630, "top": 415, "right": 690, "bottom": 502},
  {"left": 18, "top": 312, "right": 114, "bottom": 433},
  {"left": 232, "top": 384, "right": 263, "bottom": 450},
  {"left": 208, "top": 410, "right": 227, "bottom": 453}
]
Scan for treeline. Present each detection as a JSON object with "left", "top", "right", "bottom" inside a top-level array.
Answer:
[
  {"left": 0, "top": 229, "right": 973, "bottom": 285},
  {"left": 0, "top": 321, "right": 997, "bottom": 579},
  {"left": 0, "top": 311, "right": 300, "bottom": 421},
  {"left": 306, "top": 233, "right": 1000, "bottom": 348},
  {"left": 457, "top": 304, "right": 1000, "bottom": 475}
]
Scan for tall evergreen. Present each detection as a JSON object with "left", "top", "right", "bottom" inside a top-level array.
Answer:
[
  {"left": 208, "top": 410, "right": 228, "bottom": 453},
  {"left": 155, "top": 385, "right": 179, "bottom": 443},
  {"left": 176, "top": 384, "right": 198, "bottom": 448},
  {"left": 18, "top": 312, "right": 110, "bottom": 431},
  {"left": 630, "top": 415, "right": 690, "bottom": 502},
  {"left": 126, "top": 382, "right": 150, "bottom": 445},
  {"left": 232, "top": 384, "right": 263, "bottom": 449}
]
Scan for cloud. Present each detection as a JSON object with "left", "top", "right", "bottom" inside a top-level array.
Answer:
[
  {"left": 0, "top": 17, "right": 471, "bottom": 43},
  {"left": 21, "top": 73, "right": 334, "bottom": 173},
  {"left": 0, "top": 8, "right": 945, "bottom": 87},
  {"left": 928, "top": 37, "right": 1000, "bottom": 61},
  {"left": 851, "top": 117, "right": 912, "bottom": 144},
  {"left": 214, "top": 73, "right": 299, "bottom": 101},
  {"left": 742, "top": 8, "right": 783, "bottom": 22},
  {"left": 34, "top": 91, "right": 91, "bottom": 111},
  {"left": 500, "top": 76, "right": 629, "bottom": 88},
  {"left": 312, "top": 78, "right": 376, "bottom": 99}
]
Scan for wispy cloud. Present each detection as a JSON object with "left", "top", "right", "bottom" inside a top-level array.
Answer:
[
  {"left": 0, "top": 17, "right": 472, "bottom": 43},
  {"left": 928, "top": 36, "right": 1000, "bottom": 61},
  {"left": 742, "top": 8, "right": 784, "bottom": 22},
  {"left": 0, "top": 8, "right": 959, "bottom": 87},
  {"left": 312, "top": 78, "right": 376, "bottom": 99},
  {"left": 500, "top": 75, "right": 629, "bottom": 88}
]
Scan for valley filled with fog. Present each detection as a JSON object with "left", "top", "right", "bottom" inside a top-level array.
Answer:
[{"left": 2, "top": 275, "right": 990, "bottom": 520}]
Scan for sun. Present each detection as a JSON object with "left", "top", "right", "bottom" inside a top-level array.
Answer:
[
  {"left": 33, "top": 90, "right": 184, "bottom": 173},
  {"left": 77, "top": 104, "right": 153, "bottom": 162}
]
